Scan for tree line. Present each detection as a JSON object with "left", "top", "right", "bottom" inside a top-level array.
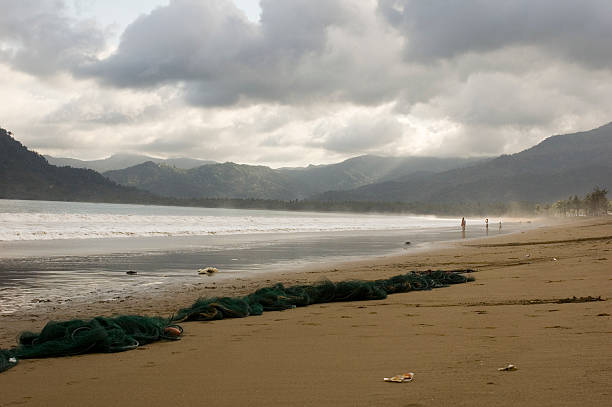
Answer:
[
  {"left": 163, "top": 187, "right": 608, "bottom": 218},
  {"left": 537, "top": 186, "right": 610, "bottom": 217}
]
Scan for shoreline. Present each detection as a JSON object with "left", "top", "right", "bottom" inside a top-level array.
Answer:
[
  {"left": 0, "top": 214, "right": 536, "bottom": 257},
  {"left": 1, "top": 216, "right": 610, "bottom": 406},
  {"left": 0, "top": 218, "right": 535, "bottom": 321},
  {"left": 0, "top": 218, "right": 541, "bottom": 346}
]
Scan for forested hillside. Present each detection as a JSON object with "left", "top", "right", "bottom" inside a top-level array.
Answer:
[
  {"left": 316, "top": 123, "right": 612, "bottom": 203},
  {"left": 0, "top": 128, "right": 154, "bottom": 202}
]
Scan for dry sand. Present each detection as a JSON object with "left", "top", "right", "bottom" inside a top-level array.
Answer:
[{"left": 1, "top": 216, "right": 611, "bottom": 406}]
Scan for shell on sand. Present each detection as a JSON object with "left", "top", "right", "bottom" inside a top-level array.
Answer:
[{"left": 198, "top": 267, "right": 219, "bottom": 275}]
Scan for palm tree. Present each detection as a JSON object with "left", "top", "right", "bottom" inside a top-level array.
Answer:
[
  {"left": 584, "top": 186, "right": 608, "bottom": 216},
  {"left": 554, "top": 199, "right": 568, "bottom": 217},
  {"left": 571, "top": 195, "right": 582, "bottom": 216}
]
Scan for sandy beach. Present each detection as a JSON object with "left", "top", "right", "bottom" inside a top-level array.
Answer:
[{"left": 0, "top": 216, "right": 610, "bottom": 406}]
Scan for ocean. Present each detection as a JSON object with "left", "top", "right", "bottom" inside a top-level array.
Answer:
[{"left": 0, "top": 199, "right": 514, "bottom": 314}]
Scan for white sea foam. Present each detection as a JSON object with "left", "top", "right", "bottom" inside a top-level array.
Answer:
[{"left": 0, "top": 199, "right": 457, "bottom": 241}]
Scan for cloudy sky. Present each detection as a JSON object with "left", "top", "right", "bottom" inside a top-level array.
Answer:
[{"left": 1, "top": 0, "right": 611, "bottom": 167}]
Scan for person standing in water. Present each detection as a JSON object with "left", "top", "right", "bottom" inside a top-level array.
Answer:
[
  {"left": 461, "top": 217, "right": 466, "bottom": 231},
  {"left": 485, "top": 218, "right": 489, "bottom": 235}
]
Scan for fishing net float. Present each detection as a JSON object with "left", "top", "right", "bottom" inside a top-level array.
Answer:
[{"left": 0, "top": 269, "right": 474, "bottom": 373}]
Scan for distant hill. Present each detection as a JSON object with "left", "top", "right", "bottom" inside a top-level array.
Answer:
[
  {"left": 0, "top": 128, "right": 154, "bottom": 202},
  {"left": 8, "top": 122, "right": 609, "bottom": 207},
  {"left": 281, "top": 155, "right": 488, "bottom": 194},
  {"left": 315, "top": 122, "right": 612, "bottom": 203},
  {"left": 105, "top": 161, "right": 298, "bottom": 200},
  {"left": 45, "top": 153, "right": 216, "bottom": 172},
  {"left": 104, "top": 156, "right": 487, "bottom": 200}
]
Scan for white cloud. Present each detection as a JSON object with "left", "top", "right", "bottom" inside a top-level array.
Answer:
[
  {"left": 1, "top": 0, "right": 611, "bottom": 167},
  {"left": 0, "top": 0, "right": 107, "bottom": 75}
]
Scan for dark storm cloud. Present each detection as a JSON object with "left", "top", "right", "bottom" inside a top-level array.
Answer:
[
  {"left": 3, "top": 0, "right": 612, "bottom": 107},
  {"left": 75, "top": 0, "right": 612, "bottom": 112},
  {"left": 259, "top": 0, "right": 349, "bottom": 55},
  {"left": 378, "top": 0, "right": 612, "bottom": 67},
  {"left": 79, "top": 0, "right": 258, "bottom": 88},
  {"left": 77, "top": 0, "right": 395, "bottom": 106},
  {"left": 0, "top": 0, "right": 106, "bottom": 76},
  {"left": 78, "top": 1, "right": 342, "bottom": 87}
]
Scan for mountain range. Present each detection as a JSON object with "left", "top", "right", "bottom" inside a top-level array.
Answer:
[
  {"left": 316, "top": 122, "right": 612, "bottom": 203},
  {"left": 1, "top": 122, "right": 611, "bottom": 208},
  {"left": 103, "top": 156, "right": 487, "bottom": 200},
  {"left": 44, "top": 154, "right": 216, "bottom": 172}
]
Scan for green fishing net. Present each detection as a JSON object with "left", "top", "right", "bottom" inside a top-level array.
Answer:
[{"left": 1, "top": 270, "right": 474, "bottom": 373}]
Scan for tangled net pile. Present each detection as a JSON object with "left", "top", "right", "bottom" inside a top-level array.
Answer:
[{"left": 0, "top": 269, "right": 474, "bottom": 373}]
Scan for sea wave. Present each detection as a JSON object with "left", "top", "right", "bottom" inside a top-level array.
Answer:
[{"left": 0, "top": 200, "right": 457, "bottom": 241}]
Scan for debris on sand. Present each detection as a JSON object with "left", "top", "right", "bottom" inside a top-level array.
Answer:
[
  {"left": 384, "top": 372, "right": 414, "bottom": 383},
  {"left": 498, "top": 364, "right": 518, "bottom": 372}
]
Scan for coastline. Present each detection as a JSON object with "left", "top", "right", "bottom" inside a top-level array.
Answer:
[
  {"left": 0, "top": 216, "right": 610, "bottom": 406},
  {"left": 0, "top": 218, "right": 532, "bottom": 321},
  {"left": 0, "top": 218, "right": 538, "bottom": 346}
]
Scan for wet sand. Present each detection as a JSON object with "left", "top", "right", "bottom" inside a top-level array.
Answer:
[
  {"left": 0, "top": 216, "right": 611, "bottom": 406},
  {"left": 1, "top": 225, "right": 517, "bottom": 315}
]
